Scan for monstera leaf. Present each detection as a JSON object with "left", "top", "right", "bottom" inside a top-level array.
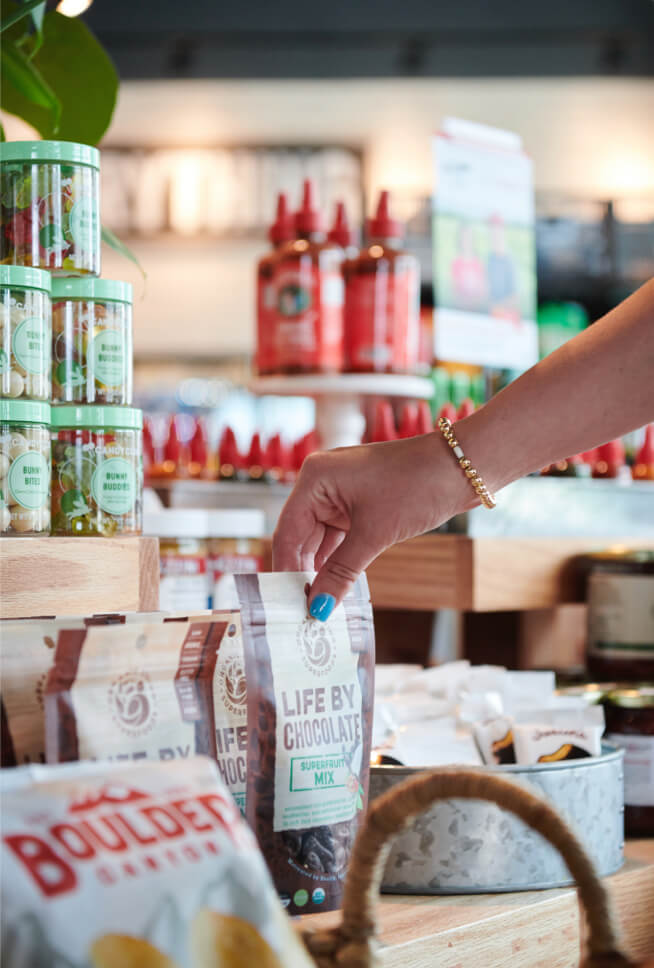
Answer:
[{"left": 1, "top": 3, "right": 118, "bottom": 144}]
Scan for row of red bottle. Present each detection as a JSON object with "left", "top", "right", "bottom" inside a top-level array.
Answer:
[
  {"left": 143, "top": 415, "right": 318, "bottom": 484},
  {"left": 366, "top": 398, "right": 476, "bottom": 443},
  {"left": 256, "top": 182, "right": 420, "bottom": 376},
  {"left": 540, "top": 425, "right": 654, "bottom": 481}
]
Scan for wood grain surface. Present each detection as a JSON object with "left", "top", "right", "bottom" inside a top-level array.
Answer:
[
  {"left": 0, "top": 536, "right": 160, "bottom": 618},
  {"left": 303, "top": 840, "right": 654, "bottom": 967},
  {"left": 364, "top": 535, "right": 651, "bottom": 612}
]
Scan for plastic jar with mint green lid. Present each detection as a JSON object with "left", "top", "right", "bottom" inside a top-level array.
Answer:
[
  {"left": 51, "top": 405, "right": 142, "bottom": 537},
  {"left": 0, "top": 140, "right": 100, "bottom": 275},
  {"left": 0, "top": 265, "right": 51, "bottom": 400},
  {"left": 0, "top": 399, "right": 51, "bottom": 535},
  {"left": 51, "top": 278, "right": 133, "bottom": 405}
]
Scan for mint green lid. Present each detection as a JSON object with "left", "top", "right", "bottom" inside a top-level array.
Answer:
[
  {"left": 51, "top": 405, "right": 142, "bottom": 430},
  {"left": 0, "top": 399, "right": 50, "bottom": 424},
  {"left": 51, "top": 278, "right": 132, "bottom": 304},
  {"left": 0, "top": 265, "right": 51, "bottom": 293},
  {"left": 0, "top": 140, "right": 100, "bottom": 170}
]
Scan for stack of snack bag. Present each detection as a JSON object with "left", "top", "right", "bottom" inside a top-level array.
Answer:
[
  {"left": 372, "top": 661, "right": 605, "bottom": 767},
  {"left": 1, "top": 570, "right": 376, "bottom": 955}
]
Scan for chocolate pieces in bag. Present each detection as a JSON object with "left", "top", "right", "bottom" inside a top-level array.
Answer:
[
  {"left": 236, "top": 572, "right": 375, "bottom": 915},
  {"left": 45, "top": 620, "right": 227, "bottom": 764}
]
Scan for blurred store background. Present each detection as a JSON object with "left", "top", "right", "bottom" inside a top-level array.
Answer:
[
  {"left": 2, "top": 0, "right": 653, "bottom": 666},
  {"left": 4, "top": 0, "right": 651, "bottom": 442}
]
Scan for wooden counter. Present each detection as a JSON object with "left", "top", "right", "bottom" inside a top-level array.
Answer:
[{"left": 303, "top": 840, "right": 654, "bottom": 967}]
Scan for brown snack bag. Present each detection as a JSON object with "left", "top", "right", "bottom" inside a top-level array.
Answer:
[
  {"left": 1, "top": 618, "right": 93, "bottom": 767},
  {"left": 235, "top": 572, "right": 375, "bottom": 916},
  {"left": 44, "top": 620, "right": 227, "bottom": 764},
  {"left": 210, "top": 611, "right": 249, "bottom": 814}
]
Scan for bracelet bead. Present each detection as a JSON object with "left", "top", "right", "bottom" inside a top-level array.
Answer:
[{"left": 437, "top": 417, "right": 496, "bottom": 510}]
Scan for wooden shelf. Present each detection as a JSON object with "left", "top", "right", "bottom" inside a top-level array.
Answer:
[
  {"left": 365, "top": 534, "right": 651, "bottom": 612},
  {"left": 0, "top": 537, "right": 160, "bottom": 619},
  {"left": 303, "top": 839, "right": 654, "bottom": 967}
]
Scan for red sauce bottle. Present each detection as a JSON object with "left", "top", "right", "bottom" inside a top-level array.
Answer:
[
  {"left": 270, "top": 180, "right": 345, "bottom": 373},
  {"left": 344, "top": 190, "right": 420, "bottom": 374},
  {"left": 328, "top": 201, "right": 359, "bottom": 259},
  {"left": 592, "top": 438, "right": 626, "bottom": 479},
  {"left": 633, "top": 425, "right": 654, "bottom": 481},
  {"left": 256, "top": 193, "right": 295, "bottom": 375},
  {"left": 370, "top": 400, "right": 397, "bottom": 442},
  {"left": 218, "top": 426, "right": 242, "bottom": 482}
]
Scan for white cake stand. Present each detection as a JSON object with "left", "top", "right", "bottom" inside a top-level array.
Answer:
[{"left": 251, "top": 373, "right": 434, "bottom": 449}]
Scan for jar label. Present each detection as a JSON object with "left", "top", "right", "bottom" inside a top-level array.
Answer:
[
  {"left": 588, "top": 573, "right": 654, "bottom": 659},
  {"left": 12, "top": 316, "right": 48, "bottom": 375},
  {"left": 92, "top": 328, "right": 126, "bottom": 388},
  {"left": 605, "top": 733, "right": 654, "bottom": 807},
  {"left": 70, "top": 198, "right": 99, "bottom": 250},
  {"left": 91, "top": 457, "right": 136, "bottom": 515},
  {"left": 8, "top": 451, "right": 49, "bottom": 509}
]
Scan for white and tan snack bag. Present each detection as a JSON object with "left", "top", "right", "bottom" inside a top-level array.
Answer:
[
  {"left": 512, "top": 705, "right": 605, "bottom": 764},
  {"left": 0, "top": 756, "right": 314, "bottom": 968}
]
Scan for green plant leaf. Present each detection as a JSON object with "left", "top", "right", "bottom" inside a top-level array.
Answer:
[
  {"left": 0, "top": 43, "right": 61, "bottom": 135},
  {"left": 0, "top": 0, "right": 44, "bottom": 34},
  {"left": 102, "top": 225, "right": 147, "bottom": 279},
  {"left": 27, "top": 0, "right": 45, "bottom": 37},
  {"left": 1, "top": 10, "right": 118, "bottom": 144}
]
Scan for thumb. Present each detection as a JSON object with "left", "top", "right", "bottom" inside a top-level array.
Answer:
[{"left": 307, "top": 529, "right": 377, "bottom": 622}]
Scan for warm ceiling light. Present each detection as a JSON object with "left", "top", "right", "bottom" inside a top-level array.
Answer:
[{"left": 56, "top": 0, "right": 93, "bottom": 16}]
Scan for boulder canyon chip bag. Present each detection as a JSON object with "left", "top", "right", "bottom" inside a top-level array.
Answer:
[
  {"left": 45, "top": 621, "right": 227, "bottom": 764},
  {"left": 235, "top": 572, "right": 375, "bottom": 915},
  {"left": 0, "top": 757, "right": 315, "bottom": 968}
]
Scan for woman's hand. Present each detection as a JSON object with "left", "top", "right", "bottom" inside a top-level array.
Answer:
[{"left": 272, "top": 432, "right": 470, "bottom": 620}]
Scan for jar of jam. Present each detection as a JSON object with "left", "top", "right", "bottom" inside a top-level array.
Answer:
[
  {"left": 582, "top": 551, "right": 654, "bottom": 682},
  {"left": 604, "top": 687, "right": 654, "bottom": 836},
  {"left": 207, "top": 509, "right": 266, "bottom": 609}
]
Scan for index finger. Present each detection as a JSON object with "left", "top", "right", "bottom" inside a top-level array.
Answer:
[{"left": 272, "top": 488, "right": 319, "bottom": 571}]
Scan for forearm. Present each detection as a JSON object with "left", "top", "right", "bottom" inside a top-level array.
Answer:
[{"left": 457, "top": 278, "right": 654, "bottom": 495}]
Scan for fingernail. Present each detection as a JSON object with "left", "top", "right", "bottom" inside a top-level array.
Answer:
[{"left": 309, "top": 593, "right": 335, "bottom": 622}]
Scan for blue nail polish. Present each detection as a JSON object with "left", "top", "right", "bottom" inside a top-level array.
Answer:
[{"left": 309, "top": 593, "right": 335, "bottom": 622}]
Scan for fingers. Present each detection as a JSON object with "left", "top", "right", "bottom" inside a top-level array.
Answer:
[
  {"left": 313, "top": 525, "right": 345, "bottom": 571},
  {"left": 308, "top": 528, "right": 377, "bottom": 621}
]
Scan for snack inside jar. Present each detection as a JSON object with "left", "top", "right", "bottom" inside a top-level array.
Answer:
[
  {"left": 0, "top": 140, "right": 100, "bottom": 276},
  {"left": 51, "top": 278, "right": 133, "bottom": 404},
  {"left": 0, "top": 265, "right": 51, "bottom": 401},
  {"left": 51, "top": 405, "right": 142, "bottom": 536},
  {"left": 0, "top": 399, "right": 51, "bottom": 536}
]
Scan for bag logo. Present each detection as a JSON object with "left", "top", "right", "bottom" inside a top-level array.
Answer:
[
  {"left": 298, "top": 618, "right": 335, "bottom": 676},
  {"left": 217, "top": 631, "right": 248, "bottom": 718},
  {"left": 108, "top": 670, "right": 157, "bottom": 736}
]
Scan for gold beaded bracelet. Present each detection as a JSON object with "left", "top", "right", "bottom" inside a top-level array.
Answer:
[{"left": 437, "top": 416, "right": 496, "bottom": 510}]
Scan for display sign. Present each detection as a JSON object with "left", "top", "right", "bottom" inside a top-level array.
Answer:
[{"left": 432, "top": 118, "right": 538, "bottom": 370}]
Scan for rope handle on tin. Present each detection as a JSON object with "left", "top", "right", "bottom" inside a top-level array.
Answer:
[{"left": 300, "top": 768, "right": 635, "bottom": 968}]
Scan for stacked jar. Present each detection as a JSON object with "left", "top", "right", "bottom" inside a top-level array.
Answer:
[{"left": 0, "top": 140, "right": 143, "bottom": 537}]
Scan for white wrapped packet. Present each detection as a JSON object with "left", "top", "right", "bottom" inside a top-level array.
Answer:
[{"left": 1, "top": 757, "right": 313, "bottom": 968}]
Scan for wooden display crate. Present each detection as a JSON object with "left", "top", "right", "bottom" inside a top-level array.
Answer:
[
  {"left": 365, "top": 534, "right": 651, "bottom": 612},
  {"left": 0, "top": 537, "right": 160, "bottom": 619}
]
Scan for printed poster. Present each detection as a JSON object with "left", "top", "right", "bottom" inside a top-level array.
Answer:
[{"left": 433, "top": 117, "right": 538, "bottom": 369}]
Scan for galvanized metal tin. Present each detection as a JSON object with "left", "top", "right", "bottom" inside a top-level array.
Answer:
[{"left": 370, "top": 745, "right": 624, "bottom": 894}]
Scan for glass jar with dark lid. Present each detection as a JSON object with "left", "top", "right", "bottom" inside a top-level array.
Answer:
[
  {"left": 604, "top": 686, "right": 654, "bottom": 837},
  {"left": 582, "top": 550, "right": 654, "bottom": 682}
]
